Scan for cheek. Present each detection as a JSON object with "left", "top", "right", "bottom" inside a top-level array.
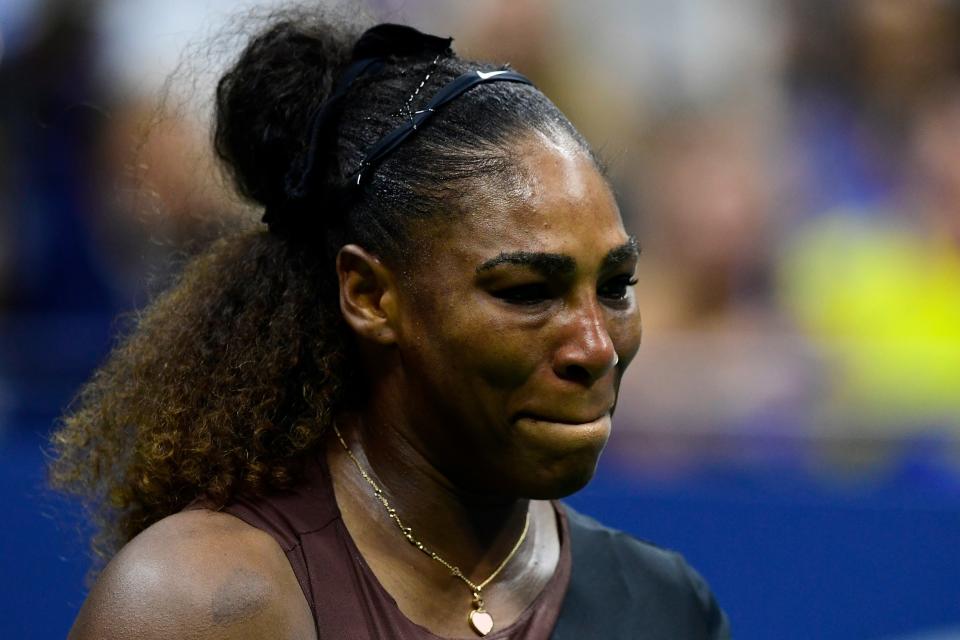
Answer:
[
  {"left": 435, "top": 307, "right": 544, "bottom": 392},
  {"left": 609, "top": 308, "right": 642, "bottom": 371},
  {"left": 405, "top": 283, "right": 545, "bottom": 396}
]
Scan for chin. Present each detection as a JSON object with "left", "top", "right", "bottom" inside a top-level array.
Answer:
[
  {"left": 541, "top": 444, "right": 609, "bottom": 497},
  {"left": 512, "top": 415, "right": 611, "bottom": 499}
]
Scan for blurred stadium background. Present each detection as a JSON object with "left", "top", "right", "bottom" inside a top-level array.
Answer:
[{"left": 2, "top": 0, "right": 959, "bottom": 638}]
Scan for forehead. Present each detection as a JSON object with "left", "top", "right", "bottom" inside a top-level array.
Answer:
[{"left": 434, "top": 137, "right": 627, "bottom": 266}]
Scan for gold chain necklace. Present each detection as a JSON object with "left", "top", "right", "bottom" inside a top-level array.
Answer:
[{"left": 332, "top": 424, "right": 530, "bottom": 637}]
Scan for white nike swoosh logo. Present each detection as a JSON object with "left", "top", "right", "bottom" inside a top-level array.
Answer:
[{"left": 477, "top": 70, "right": 509, "bottom": 80}]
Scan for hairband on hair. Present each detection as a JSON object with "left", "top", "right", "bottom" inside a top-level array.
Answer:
[{"left": 263, "top": 23, "right": 535, "bottom": 230}]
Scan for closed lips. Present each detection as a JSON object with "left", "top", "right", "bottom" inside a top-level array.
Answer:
[{"left": 515, "top": 411, "right": 609, "bottom": 425}]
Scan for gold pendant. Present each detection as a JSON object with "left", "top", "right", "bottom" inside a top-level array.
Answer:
[{"left": 469, "top": 608, "right": 494, "bottom": 636}]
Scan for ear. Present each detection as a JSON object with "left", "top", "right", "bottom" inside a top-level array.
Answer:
[{"left": 336, "top": 244, "right": 400, "bottom": 345}]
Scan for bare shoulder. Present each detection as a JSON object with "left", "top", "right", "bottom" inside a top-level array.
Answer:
[{"left": 69, "top": 509, "right": 316, "bottom": 640}]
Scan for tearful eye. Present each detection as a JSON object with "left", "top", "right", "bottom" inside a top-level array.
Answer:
[
  {"left": 492, "top": 283, "right": 553, "bottom": 305},
  {"left": 598, "top": 274, "right": 638, "bottom": 301}
]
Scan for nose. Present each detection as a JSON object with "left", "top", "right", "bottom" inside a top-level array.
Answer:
[{"left": 552, "top": 300, "right": 618, "bottom": 385}]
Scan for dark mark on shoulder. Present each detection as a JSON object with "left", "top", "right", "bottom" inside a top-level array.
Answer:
[{"left": 210, "top": 567, "right": 272, "bottom": 626}]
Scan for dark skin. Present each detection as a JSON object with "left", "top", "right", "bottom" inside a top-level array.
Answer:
[{"left": 68, "top": 135, "right": 642, "bottom": 639}]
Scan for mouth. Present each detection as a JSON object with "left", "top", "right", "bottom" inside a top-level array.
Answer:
[
  {"left": 514, "top": 411, "right": 611, "bottom": 426},
  {"left": 510, "top": 409, "right": 613, "bottom": 462}
]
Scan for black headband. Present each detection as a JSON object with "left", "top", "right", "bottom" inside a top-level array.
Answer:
[
  {"left": 353, "top": 68, "right": 532, "bottom": 186},
  {"left": 263, "top": 24, "right": 535, "bottom": 229}
]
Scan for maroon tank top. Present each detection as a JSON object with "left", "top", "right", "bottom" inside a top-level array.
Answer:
[{"left": 189, "top": 452, "right": 572, "bottom": 639}]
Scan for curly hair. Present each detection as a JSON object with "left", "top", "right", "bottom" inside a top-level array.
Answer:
[{"left": 48, "top": 7, "right": 593, "bottom": 569}]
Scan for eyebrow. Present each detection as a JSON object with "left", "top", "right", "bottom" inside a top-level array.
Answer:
[
  {"left": 476, "top": 236, "right": 641, "bottom": 276},
  {"left": 601, "top": 236, "right": 641, "bottom": 270},
  {"left": 476, "top": 251, "right": 576, "bottom": 277}
]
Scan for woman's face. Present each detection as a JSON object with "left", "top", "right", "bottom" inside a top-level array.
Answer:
[{"left": 391, "top": 135, "right": 642, "bottom": 499}]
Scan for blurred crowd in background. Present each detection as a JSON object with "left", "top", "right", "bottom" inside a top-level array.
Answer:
[{"left": 2, "top": 0, "right": 960, "bottom": 476}]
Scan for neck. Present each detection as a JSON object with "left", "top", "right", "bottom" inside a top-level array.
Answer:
[
  {"left": 324, "top": 383, "right": 563, "bottom": 637},
  {"left": 327, "top": 408, "right": 532, "bottom": 584}
]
